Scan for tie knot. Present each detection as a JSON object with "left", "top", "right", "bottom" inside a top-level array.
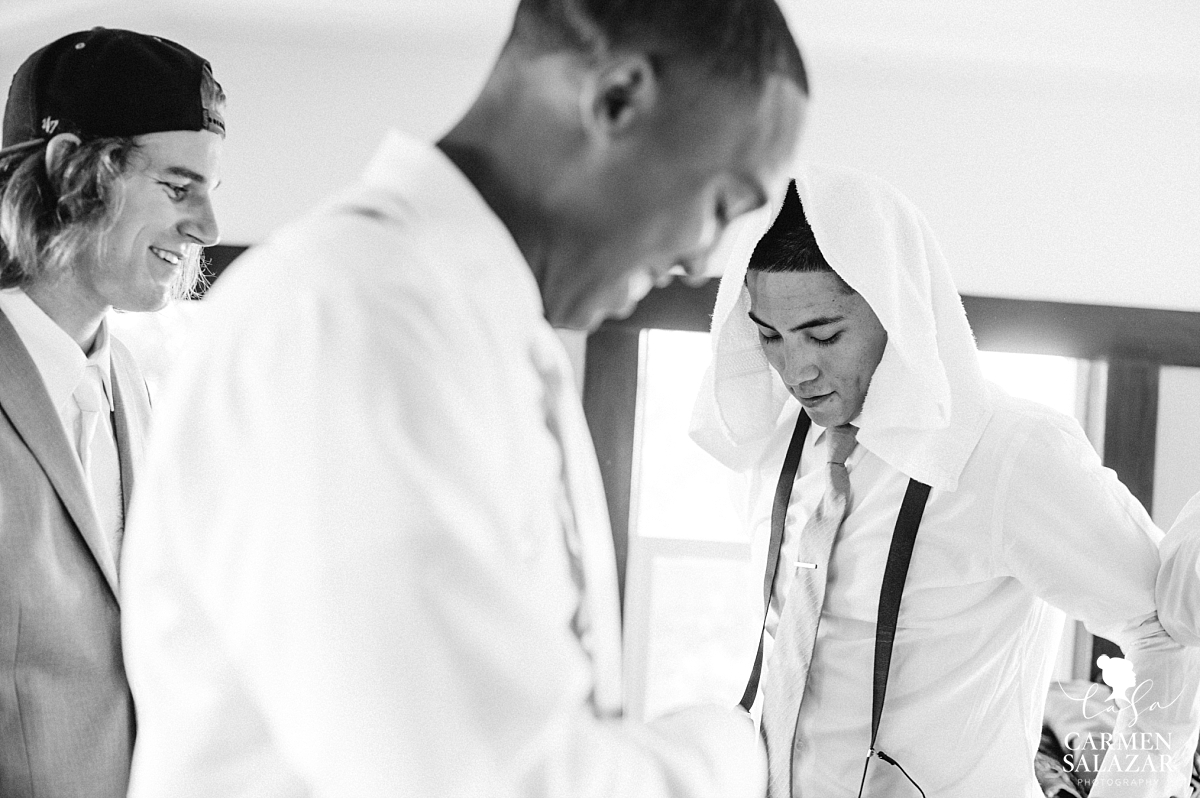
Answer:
[
  {"left": 827, "top": 424, "right": 858, "bottom": 465},
  {"left": 73, "top": 366, "right": 107, "bottom": 413}
]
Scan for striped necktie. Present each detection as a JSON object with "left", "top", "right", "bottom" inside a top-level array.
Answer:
[{"left": 761, "top": 423, "right": 858, "bottom": 798}]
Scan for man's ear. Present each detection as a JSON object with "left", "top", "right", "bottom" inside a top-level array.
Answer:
[
  {"left": 580, "top": 53, "right": 658, "bottom": 140},
  {"left": 43, "top": 133, "right": 82, "bottom": 176}
]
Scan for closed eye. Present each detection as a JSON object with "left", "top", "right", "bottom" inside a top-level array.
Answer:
[
  {"left": 811, "top": 331, "right": 842, "bottom": 346},
  {"left": 756, "top": 327, "right": 781, "bottom": 342}
]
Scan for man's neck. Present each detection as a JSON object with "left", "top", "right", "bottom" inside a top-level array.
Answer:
[
  {"left": 436, "top": 58, "right": 567, "bottom": 295},
  {"left": 24, "top": 281, "right": 107, "bottom": 354},
  {"left": 439, "top": 140, "right": 550, "bottom": 284}
]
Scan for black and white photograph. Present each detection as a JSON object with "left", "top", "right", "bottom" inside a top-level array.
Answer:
[{"left": 1, "top": 1, "right": 1198, "bottom": 796}]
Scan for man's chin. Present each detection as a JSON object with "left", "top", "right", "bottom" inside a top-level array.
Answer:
[
  {"left": 547, "top": 306, "right": 604, "bottom": 332},
  {"left": 550, "top": 292, "right": 642, "bottom": 332},
  {"left": 802, "top": 404, "right": 851, "bottom": 430},
  {"left": 113, "top": 293, "right": 172, "bottom": 314}
]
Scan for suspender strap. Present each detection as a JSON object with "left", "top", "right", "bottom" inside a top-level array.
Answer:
[
  {"left": 739, "top": 411, "right": 810, "bottom": 710},
  {"left": 737, "top": 409, "right": 933, "bottom": 739},
  {"left": 869, "top": 478, "right": 931, "bottom": 750}
]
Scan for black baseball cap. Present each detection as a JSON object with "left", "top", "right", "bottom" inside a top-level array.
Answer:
[{"left": 1, "top": 27, "right": 224, "bottom": 158}]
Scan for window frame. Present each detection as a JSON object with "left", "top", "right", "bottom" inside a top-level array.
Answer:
[{"left": 582, "top": 279, "right": 1200, "bottom": 681}]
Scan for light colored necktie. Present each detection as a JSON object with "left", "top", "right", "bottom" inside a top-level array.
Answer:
[
  {"left": 761, "top": 423, "right": 858, "bottom": 798},
  {"left": 73, "top": 365, "right": 124, "bottom": 561}
]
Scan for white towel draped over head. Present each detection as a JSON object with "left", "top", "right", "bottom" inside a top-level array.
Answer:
[{"left": 689, "top": 163, "right": 993, "bottom": 492}]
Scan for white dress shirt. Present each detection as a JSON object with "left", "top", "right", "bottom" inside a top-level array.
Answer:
[
  {"left": 121, "top": 131, "right": 764, "bottom": 798},
  {"left": 1159, "top": 494, "right": 1200, "bottom": 649},
  {"left": 0, "top": 288, "right": 123, "bottom": 556},
  {"left": 742, "top": 389, "right": 1200, "bottom": 797},
  {"left": 692, "top": 163, "right": 1200, "bottom": 798}
]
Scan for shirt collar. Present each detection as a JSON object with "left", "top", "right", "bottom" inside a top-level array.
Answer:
[
  {"left": 812, "top": 420, "right": 865, "bottom": 468},
  {"left": 357, "top": 130, "right": 545, "bottom": 323},
  {"left": 88, "top": 316, "right": 115, "bottom": 411},
  {"left": 0, "top": 288, "right": 114, "bottom": 413}
]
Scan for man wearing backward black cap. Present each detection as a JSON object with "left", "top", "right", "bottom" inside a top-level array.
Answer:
[{"left": 0, "top": 28, "right": 225, "bottom": 798}]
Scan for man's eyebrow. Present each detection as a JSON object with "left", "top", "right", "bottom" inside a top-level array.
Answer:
[
  {"left": 162, "top": 166, "right": 208, "bottom": 184},
  {"left": 747, "top": 309, "right": 844, "bottom": 333}
]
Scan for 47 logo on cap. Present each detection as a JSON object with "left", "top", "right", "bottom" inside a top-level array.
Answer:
[{"left": 41, "top": 117, "right": 59, "bottom": 134}]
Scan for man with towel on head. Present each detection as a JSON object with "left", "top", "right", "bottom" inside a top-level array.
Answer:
[{"left": 690, "top": 166, "right": 1200, "bottom": 797}]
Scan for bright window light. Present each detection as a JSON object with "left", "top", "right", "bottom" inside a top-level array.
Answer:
[
  {"left": 634, "top": 329, "right": 742, "bottom": 541},
  {"left": 977, "top": 350, "right": 1078, "bottom": 417}
]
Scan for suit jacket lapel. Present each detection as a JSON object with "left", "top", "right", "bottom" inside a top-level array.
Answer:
[
  {"left": 110, "top": 339, "right": 149, "bottom": 520},
  {"left": 0, "top": 309, "right": 120, "bottom": 599}
]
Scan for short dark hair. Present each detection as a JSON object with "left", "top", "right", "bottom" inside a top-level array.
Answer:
[
  {"left": 747, "top": 179, "right": 838, "bottom": 280},
  {"left": 509, "top": 0, "right": 808, "bottom": 93}
]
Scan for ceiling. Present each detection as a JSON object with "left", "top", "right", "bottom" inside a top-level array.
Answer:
[{"left": 3, "top": 0, "right": 1195, "bottom": 72}]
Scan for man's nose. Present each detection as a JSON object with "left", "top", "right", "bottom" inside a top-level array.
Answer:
[
  {"left": 781, "top": 345, "right": 819, "bottom": 385},
  {"left": 181, "top": 196, "right": 220, "bottom": 247}
]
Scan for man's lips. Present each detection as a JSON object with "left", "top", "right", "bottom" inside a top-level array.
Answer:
[
  {"left": 796, "top": 391, "right": 833, "bottom": 405},
  {"left": 150, "top": 246, "right": 182, "bottom": 266}
]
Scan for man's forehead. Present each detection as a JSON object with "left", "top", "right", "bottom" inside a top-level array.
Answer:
[
  {"left": 747, "top": 268, "right": 846, "bottom": 299},
  {"left": 747, "top": 269, "right": 872, "bottom": 324},
  {"left": 751, "top": 74, "right": 807, "bottom": 170},
  {"left": 716, "top": 79, "right": 806, "bottom": 222},
  {"left": 676, "top": 69, "right": 805, "bottom": 170},
  {"left": 132, "top": 129, "right": 222, "bottom": 184},
  {"left": 703, "top": 76, "right": 802, "bottom": 179}
]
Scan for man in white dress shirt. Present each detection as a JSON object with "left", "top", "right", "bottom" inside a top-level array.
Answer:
[
  {"left": 690, "top": 169, "right": 1200, "bottom": 797},
  {"left": 0, "top": 28, "right": 224, "bottom": 798},
  {"left": 120, "top": 1, "right": 807, "bottom": 796}
]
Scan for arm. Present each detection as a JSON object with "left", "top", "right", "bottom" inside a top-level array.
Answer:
[
  {"left": 997, "top": 412, "right": 1200, "bottom": 798},
  {"left": 1158, "top": 493, "right": 1200, "bottom": 648}
]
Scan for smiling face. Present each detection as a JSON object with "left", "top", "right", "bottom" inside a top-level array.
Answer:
[
  {"left": 746, "top": 268, "right": 888, "bottom": 428},
  {"left": 80, "top": 129, "right": 222, "bottom": 313},
  {"left": 545, "top": 71, "right": 806, "bottom": 330}
]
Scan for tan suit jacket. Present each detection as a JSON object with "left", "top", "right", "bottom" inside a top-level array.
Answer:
[{"left": 0, "top": 307, "right": 150, "bottom": 798}]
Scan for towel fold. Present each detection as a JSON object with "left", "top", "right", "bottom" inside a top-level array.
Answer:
[{"left": 690, "top": 163, "right": 992, "bottom": 492}]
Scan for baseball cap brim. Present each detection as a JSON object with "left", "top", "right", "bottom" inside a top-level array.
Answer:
[{"left": 0, "top": 137, "right": 49, "bottom": 160}]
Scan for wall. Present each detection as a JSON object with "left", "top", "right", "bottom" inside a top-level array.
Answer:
[
  {"left": 0, "top": 1, "right": 512, "bottom": 244},
  {"left": 2, "top": 0, "right": 1198, "bottom": 311},
  {"left": 790, "top": 1, "right": 1200, "bottom": 312}
]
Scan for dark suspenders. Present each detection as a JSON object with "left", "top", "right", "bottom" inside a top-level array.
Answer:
[
  {"left": 739, "top": 411, "right": 811, "bottom": 710},
  {"left": 870, "top": 479, "right": 931, "bottom": 749},
  {"left": 738, "top": 411, "right": 932, "bottom": 761}
]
